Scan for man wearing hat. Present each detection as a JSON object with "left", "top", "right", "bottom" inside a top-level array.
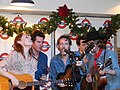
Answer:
[{"left": 81, "top": 31, "right": 120, "bottom": 90}]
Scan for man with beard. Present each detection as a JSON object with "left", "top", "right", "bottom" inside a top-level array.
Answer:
[{"left": 49, "top": 35, "right": 85, "bottom": 90}]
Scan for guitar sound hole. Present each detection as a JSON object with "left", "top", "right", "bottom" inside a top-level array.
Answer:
[{"left": 18, "top": 81, "right": 26, "bottom": 89}]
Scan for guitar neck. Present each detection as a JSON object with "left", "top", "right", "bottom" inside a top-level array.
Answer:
[
  {"left": 26, "top": 79, "right": 64, "bottom": 86},
  {"left": 26, "top": 81, "right": 45, "bottom": 86},
  {"left": 100, "top": 58, "right": 112, "bottom": 70}
]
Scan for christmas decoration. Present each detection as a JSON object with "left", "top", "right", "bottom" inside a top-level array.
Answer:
[
  {"left": 33, "top": 4, "right": 79, "bottom": 34},
  {"left": 0, "top": 15, "right": 32, "bottom": 37},
  {"left": 0, "top": 5, "right": 120, "bottom": 41},
  {"left": 58, "top": 4, "right": 70, "bottom": 18}
]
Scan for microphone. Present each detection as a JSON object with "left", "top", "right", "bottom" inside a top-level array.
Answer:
[{"left": 64, "top": 49, "right": 74, "bottom": 56}]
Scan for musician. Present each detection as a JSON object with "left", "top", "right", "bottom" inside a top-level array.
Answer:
[
  {"left": 0, "top": 33, "right": 37, "bottom": 90},
  {"left": 84, "top": 31, "right": 120, "bottom": 90},
  {"left": 49, "top": 35, "right": 85, "bottom": 90},
  {"left": 74, "top": 36, "right": 89, "bottom": 90},
  {"left": 31, "top": 30, "right": 49, "bottom": 90}
]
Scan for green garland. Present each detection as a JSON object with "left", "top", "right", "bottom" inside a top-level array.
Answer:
[
  {"left": 33, "top": 4, "right": 79, "bottom": 34},
  {"left": 0, "top": 15, "right": 32, "bottom": 36},
  {"left": 0, "top": 5, "right": 120, "bottom": 40}
]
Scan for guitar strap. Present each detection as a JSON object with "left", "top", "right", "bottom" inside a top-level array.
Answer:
[
  {"left": 30, "top": 48, "right": 38, "bottom": 60},
  {"left": 30, "top": 48, "right": 49, "bottom": 74},
  {"left": 103, "top": 49, "right": 106, "bottom": 64},
  {"left": 94, "top": 49, "right": 103, "bottom": 67}
]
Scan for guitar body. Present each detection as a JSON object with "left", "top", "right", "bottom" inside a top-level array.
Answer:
[
  {"left": 13, "top": 87, "right": 32, "bottom": 90},
  {"left": 57, "top": 65, "right": 73, "bottom": 80},
  {"left": 80, "top": 66, "right": 100, "bottom": 90},
  {"left": 0, "top": 74, "right": 33, "bottom": 90},
  {"left": 81, "top": 76, "right": 106, "bottom": 90},
  {"left": 57, "top": 65, "right": 81, "bottom": 90},
  {"left": 99, "top": 76, "right": 107, "bottom": 87},
  {"left": 57, "top": 65, "right": 81, "bottom": 82},
  {"left": 80, "top": 76, "right": 93, "bottom": 90},
  {"left": 0, "top": 75, "right": 10, "bottom": 90},
  {"left": 81, "top": 58, "right": 112, "bottom": 90},
  {"left": 81, "top": 66, "right": 107, "bottom": 90}
]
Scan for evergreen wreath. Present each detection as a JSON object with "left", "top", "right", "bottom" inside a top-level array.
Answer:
[{"left": 0, "top": 4, "right": 120, "bottom": 41}]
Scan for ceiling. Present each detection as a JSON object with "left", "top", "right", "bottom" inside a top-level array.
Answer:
[{"left": 0, "top": 0, "right": 120, "bottom": 17}]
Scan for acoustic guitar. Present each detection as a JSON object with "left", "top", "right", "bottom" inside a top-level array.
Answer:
[
  {"left": 81, "top": 58, "right": 112, "bottom": 90},
  {"left": 0, "top": 73, "right": 34, "bottom": 90},
  {"left": 0, "top": 73, "right": 72, "bottom": 90}
]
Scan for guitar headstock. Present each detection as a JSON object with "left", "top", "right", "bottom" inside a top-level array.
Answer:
[
  {"left": 104, "top": 58, "right": 112, "bottom": 67},
  {"left": 63, "top": 78, "right": 73, "bottom": 87},
  {"left": 85, "top": 42, "right": 95, "bottom": 54},
  {"left": 54, "top": 78, "right": 73, "bottom": 87},
  {"left": 100, "top": 58, "right": 112, "bottom": 70}
]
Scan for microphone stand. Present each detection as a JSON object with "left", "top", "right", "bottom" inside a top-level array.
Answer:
[{"left": 69, "top": 53, "right": 77, "bottom": 90}]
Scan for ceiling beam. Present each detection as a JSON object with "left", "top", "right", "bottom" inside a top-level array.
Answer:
[{"left": 0, "top": 9, "right": 114, "bottom": 18}]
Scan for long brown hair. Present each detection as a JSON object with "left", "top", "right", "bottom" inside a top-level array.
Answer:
[{"left": 14, "top": 33, "right": 24, "bottom": 57}]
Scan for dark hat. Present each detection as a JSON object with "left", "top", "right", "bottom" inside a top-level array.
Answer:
[{"left": 83, "top": 31, "right": 103, "bottom": 43}]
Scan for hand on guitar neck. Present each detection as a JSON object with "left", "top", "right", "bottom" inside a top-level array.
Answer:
[
  {"left": 89, "top": 58, "right": 112, "bottom": 83},
  {"left": 99, "top": 68, "right": 116, "bottom": 76},
  {"left": 98, "top": 58, "right": 116, "bottom": 76}
]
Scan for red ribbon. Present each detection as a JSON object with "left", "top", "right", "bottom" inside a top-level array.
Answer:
[{"left": 94, "top": 49, "right": 103, "bottom": 67}]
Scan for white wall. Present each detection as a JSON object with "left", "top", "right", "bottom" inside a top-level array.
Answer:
[
  {"left": 0, "top": 0, "right": 118, "bottom": 66},
  {"left": 0, "top": 0, "right": 120, "bottom": 14}
]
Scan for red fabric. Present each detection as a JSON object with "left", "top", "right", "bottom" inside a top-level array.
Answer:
[{"left": 94, "top": 49, "right": 103, "bottom": 67}]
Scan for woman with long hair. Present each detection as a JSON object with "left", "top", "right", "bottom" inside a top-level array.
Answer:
[{"left": 0, "top": 33, "right": 38, "bottom": 89}]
